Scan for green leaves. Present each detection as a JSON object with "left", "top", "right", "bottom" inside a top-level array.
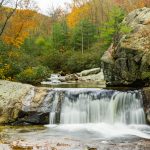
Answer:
[
  {"left": 120, "top": 25, "right": 132, "bottom": 34},
  {"left": 100, "top": 6, "right": 130, "bottom": 48},
  {"left": 71, "top": 19, "right": 98, "bottom": 51},
  {"left": 51, "top": 21, "right": 69, "bottom": 50}
]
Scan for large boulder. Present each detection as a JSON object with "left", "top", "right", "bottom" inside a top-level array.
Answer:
[
  {"left": 0, "top": 80, "right": 32, "bottom": 124},
  {"left": 0, "top": 80, "right": 51, "bottom": 125},
  {"left": 101, "top": 7, "right": 150, "bottom": 86}
]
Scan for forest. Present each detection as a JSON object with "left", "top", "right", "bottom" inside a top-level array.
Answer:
[{"left": 0, "top": 0, "right": 149, "bottom": 84}]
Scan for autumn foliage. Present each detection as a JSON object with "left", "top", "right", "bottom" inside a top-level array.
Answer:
[
  {"left": 67, "top": 4, "right": 91, "bottom": 28},
  {"left": 0, "top": 0, "right": 149, "bottom": 84},
  {"left": 114, "top": 0, "right": 150, "bottom": 12},
  {"left": 2, "top": 9, "right": 37, "bottom": 48}
]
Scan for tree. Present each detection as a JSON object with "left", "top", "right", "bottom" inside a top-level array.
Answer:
[
  {"left": 48, "top": 6, "right": 66, "bottom": 23},
  {"left": 0, "top": 0, "right": 38, "bottom": 48},
  {"left": 2, "top": 9, "right": 37, "bottom": 48},
  {"left": 0, "top": 0, "right": 20, "bottom": 37},
  {"left": 51, "top": 21, "right": 69, "bottom": 51},
  {"left": 71, "top": 19, "right": 97, "bottom": 53},
  {"left": 67, "top": 0, "right": 122, "bottom": 28},
  {"left": 67, "top": 3, "right": 91, "bottom": 28},
  {"left": 114, "top": 0, "right": 150, "bottom": 12},
  {"left": 100, "top": 7, "right": 131, "bottom": 48}
]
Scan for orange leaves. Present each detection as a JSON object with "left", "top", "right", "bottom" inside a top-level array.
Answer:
[
  {"left": 2, "top": 9, "right": 37, "bottom": 48},
  {"left": 114, "top": 0, "right": 150, "bottom": 12},
  {"left": 3, "top": 33, "right": 28, "bottom": 48},
  {"left": 67, "top": 4, "right": 90, "bottom": 28}
]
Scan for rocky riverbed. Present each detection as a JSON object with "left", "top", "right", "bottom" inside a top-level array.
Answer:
[
  {"left": 41, "top": 68, "right": 106, "bottom": 86},
  {"left": 1, "top": 125, "right": 150, "bottom": 150}
]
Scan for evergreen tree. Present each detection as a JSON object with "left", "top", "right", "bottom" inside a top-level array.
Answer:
[
  {"left": 100, "top": 7, "right": 131, "bottom": 48},
  {"left": 71, "top": 19, "right": 97, "bottom": 53},
  {"left": 51, "top": 21, "right": 69, "bottom": 51}
]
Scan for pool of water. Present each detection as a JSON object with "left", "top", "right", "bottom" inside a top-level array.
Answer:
[
  {"left": 40, "top": 82, "right": 140, "bottom": 92},
  {"left": 41, "top": 81, "right": 106, "bottom": 88},
  {"left": 1, "top": 124, "right": 150, "bottom": 141},
  {"left": 1, "top": 124, "right": 150, "bottom": 150}
]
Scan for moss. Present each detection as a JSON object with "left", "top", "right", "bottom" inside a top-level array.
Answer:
[{"left": 141, "top": 71, "right": 150, "bottom": 79}]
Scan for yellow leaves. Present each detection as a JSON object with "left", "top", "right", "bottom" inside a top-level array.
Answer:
[
  {"left": 67, "top": 4, "right": 91, "bottom": 28},
  {"left": 8, "top": 50, "right": 20, "bottom": 59},
  {"left": 16, "top": 67, "right": 35, "bottom": 81},
  {"left": 3, "top": 32, "right": 29, "bottom": 48},
  {"left": 2, "top": 9, "right": 37, "bottom": 48},
  {"left": 0, "top": 64, "right": 11, "bottom": 80},
  {"left": 22, "top": 68, "right": 34, "bottom": 76}
]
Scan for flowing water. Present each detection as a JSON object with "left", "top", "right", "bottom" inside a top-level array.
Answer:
[
  {"left": 46, "top": 88, "right": 150, "bottom": 140},
  {"left": 1, "top": 88, "right": 150, "bottom": 150}
]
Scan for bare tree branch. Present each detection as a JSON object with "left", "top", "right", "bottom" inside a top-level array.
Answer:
[{"left": 0, "top": 0, "right": 19, "bottom": 37}]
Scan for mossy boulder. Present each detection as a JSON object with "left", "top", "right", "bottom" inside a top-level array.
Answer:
[{"left": 101, "top": 7, "right": 150, "bottom": 86}]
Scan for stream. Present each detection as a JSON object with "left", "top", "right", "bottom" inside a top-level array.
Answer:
[{"left": 1, "top": 83, "right": 150, "bottom": 150}]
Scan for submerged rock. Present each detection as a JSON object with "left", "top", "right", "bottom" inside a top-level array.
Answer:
[{"left": 101, "top": 7, "right": 150, "bottom": 86}]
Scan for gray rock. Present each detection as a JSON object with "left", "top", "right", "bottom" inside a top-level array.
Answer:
[
  {"left": 142, "top": 87, "right": 150, "bottom": 124},
  {"left": 101, "top": 7, "right": 150, "bottom": 86},
  {"left": 0, "top": 80, "right": 49, "bottom": 124},
  {"left": 65, "top": 74, "right": 79, "bottom": 81},
  {"left": 0, "top": 80, "right": 33, "bottom": 124},
  {"left": 79, "top": 68, "right": 101, "bottom": 76}
]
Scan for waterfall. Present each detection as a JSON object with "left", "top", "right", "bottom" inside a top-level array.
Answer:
[
  {"left": 47, "top": 92, "right": 58, "bottom": 124},
  {"left": 48, "top": 89, "right": 146, "bottom": 125}
]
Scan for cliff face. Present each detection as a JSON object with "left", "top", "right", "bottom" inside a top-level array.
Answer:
[{"left": 101, "top": 7, "right": 150, "bottom": 86}]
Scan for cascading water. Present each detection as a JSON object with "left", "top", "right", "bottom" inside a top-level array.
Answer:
[
  {"left": 46, "top": 88, "right": 150, "bottom": 140},
  {"left": 49, "top": 89, "right": 145, "bottom": 125}
]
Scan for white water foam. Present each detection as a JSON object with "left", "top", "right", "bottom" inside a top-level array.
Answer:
[
  {"left": 46, "top": 123, "right": 150, "bottom": 139},
  {"left": 46, "top": 88, "right": 150, "bottom": 140}
]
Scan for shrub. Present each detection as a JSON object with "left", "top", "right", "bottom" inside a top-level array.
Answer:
[
  {"left": 0, "top": 63, "right": 12, "bottom": 80},
  {"left": 142, "top": 71, "right": 150, "bottom": 80},
  {"left": 66, "top": 51, "right": 101, "bottom": 73},
  {"left": 16, "top": 65, "right": 50, "bottom": 84}
]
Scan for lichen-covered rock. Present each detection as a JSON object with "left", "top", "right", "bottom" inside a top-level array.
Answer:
[
  {"left": 0, "top": 80, "right": 50, "bottom": 124},
  {"left": 101, "top": 7, "right": 150, "bottom": 86},
  {"left": 0, "top": 80, "right": 33, "bottom": 124}
]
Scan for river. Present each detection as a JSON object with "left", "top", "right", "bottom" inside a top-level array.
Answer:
[{"left": 1, "top": 83, "right": 150, "bottom": 150}]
